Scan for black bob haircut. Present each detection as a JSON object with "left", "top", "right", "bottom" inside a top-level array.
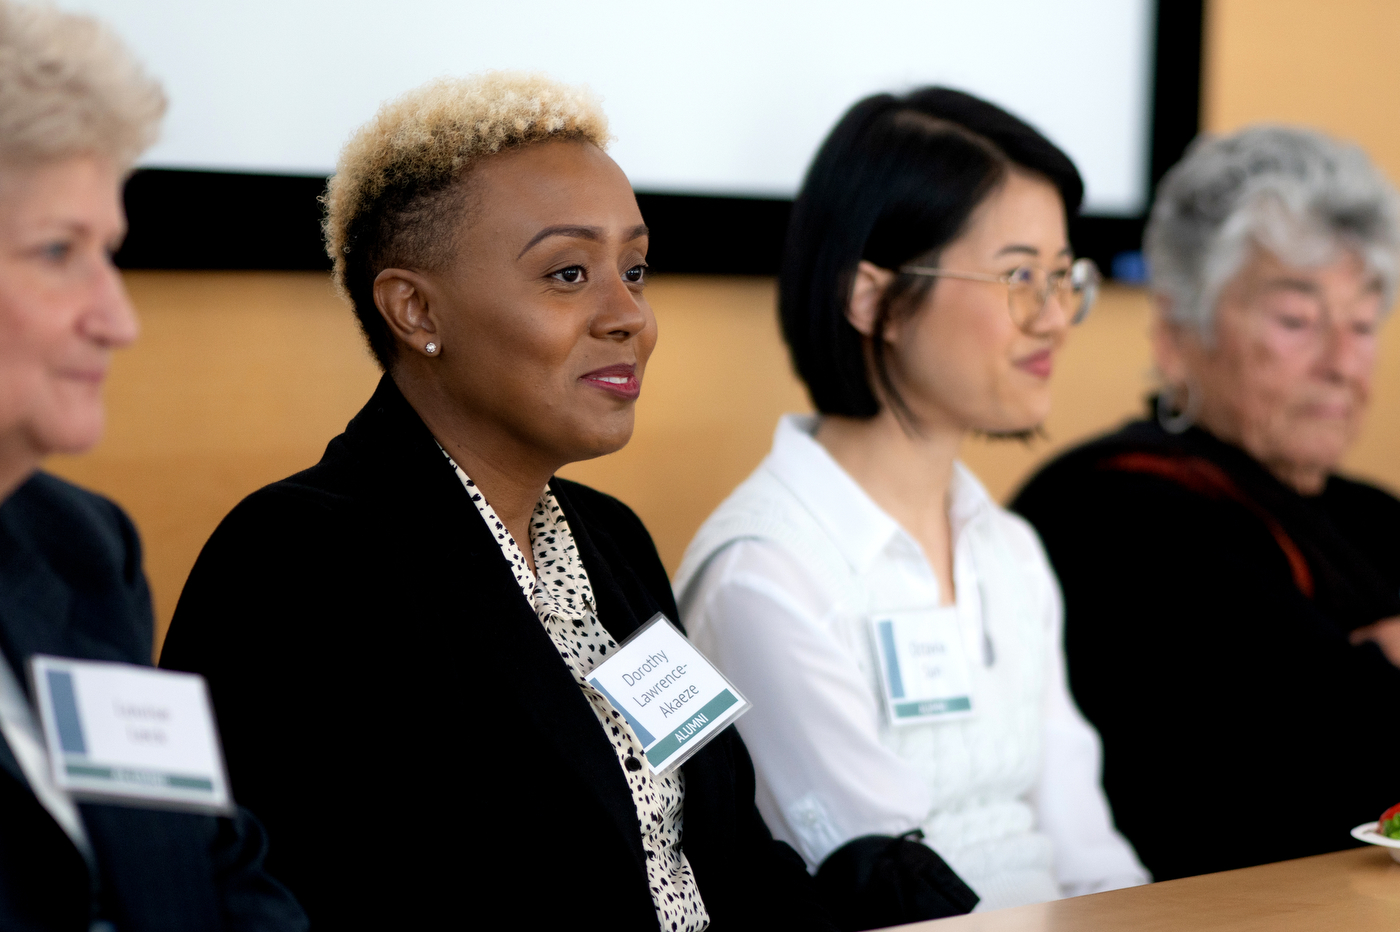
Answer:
[{"left": 779, "top": 86, "right": 1084, "bottom": 419}]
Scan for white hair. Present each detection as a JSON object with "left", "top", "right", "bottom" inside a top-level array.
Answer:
[
  {"left": 1144, "top": 125, "right": 1400, "bottom": 335},
  {"left": 0, "top": 0, "right": 165, "bottom": 168}
]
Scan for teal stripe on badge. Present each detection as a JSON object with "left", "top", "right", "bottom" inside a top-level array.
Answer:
[
  {"left": 876, "top": 620, "right": 905, "bottom": 699},
  {"left": 64, "top": 763, "right": 214, "bottom": 793},
  {"left": 644, "top": 689, "right": 739, "bottom": 767},
  {"left": 65, "top": 763, "right": 112, "bottom": 779},
  {"left": 893, "top": 696, "right": 971, "bottom": 719},
  {"left": 166, "top": 775, "right": 214, "bottom": 791},
  {"left": 588, "top": 677, "right": 657, "bottom": 745}
]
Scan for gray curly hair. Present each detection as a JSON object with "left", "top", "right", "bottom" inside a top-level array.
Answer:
[{"left": 1144, "top": 125, "right": 1400, "bottom": 336}]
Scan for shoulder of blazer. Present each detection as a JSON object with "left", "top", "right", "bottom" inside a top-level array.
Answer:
[
  {"left": 0, "top": 472, "right": 150, "bottom": 666},
  {"left": 3, "top": 471, "right": 141, "bottom": 580},
  {"left": 184, "top": 374, "right": 451, "bottom": 566}
]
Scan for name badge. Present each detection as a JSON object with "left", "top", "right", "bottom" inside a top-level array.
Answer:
[
  {"left": 30, "top": 656, "right": 233, "bottom": 815},
  {"left": 871, "top": 608, "right": 975, "bottom": 726},
  {"left": 587, "top": 613, "right": 750, "bottom": 775}
]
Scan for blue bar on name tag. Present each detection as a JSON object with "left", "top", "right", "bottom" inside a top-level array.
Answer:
[
  {"left": 45, "top": 670, "right": 87, "bottom": 754},
  {"left": 877, "top": 620, "right": 905, "bottom": 699},
  {"left": 893, "top": 696, "right": 972, "bottom": 718},
  {"left": 588, "top": 677, "right": 657, "bottom": 746}
]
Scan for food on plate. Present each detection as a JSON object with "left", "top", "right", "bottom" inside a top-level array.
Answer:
[{"left": 1379, "top": 802, "right": 1400, "bottom": 840}]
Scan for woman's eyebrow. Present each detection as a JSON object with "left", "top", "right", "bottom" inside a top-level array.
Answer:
[
  {"left": 993, "top": 244, "right": 1073, "bottom": 259},
  {"left": 517, "top": 225, "right": 602, "bottom": 258},
  {"left": 1261, "top": 277, "right": 1323, "bottom": 294},
  {"left": 516, "top": 222, "right": 651, "bottom": 259}
]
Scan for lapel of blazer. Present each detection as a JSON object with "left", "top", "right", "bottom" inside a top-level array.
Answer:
[
  {"left": 0, "top": 493, "right": 77, "bottom": 799},
  {"left": 551, "top": 481, "right": 651, "bottom": 644},
  {"left": 346, "top": 377, "right": 650, "bottom": 875}
]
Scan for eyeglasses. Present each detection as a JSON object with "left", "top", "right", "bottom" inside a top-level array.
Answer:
[{"left": 898, "top": 257, "right": 1102, "bottom": 330}]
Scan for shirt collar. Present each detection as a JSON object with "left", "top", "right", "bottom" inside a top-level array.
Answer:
[
  {"left": 763, "top": 414, "right": 997, "bottom": 573},
  {"left": 948, "top": 460, "right": 997, "bottom": 539}
]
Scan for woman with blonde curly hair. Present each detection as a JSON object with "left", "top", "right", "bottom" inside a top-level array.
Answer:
[
  {"left": 0, "top": 2, "right": 305, "bottom": 929},
  {"left": 161, "top": 72, "right": 833, "bottom": 931}
]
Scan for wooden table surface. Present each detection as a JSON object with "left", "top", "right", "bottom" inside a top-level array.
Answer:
[{"left": 896, "top": 847, "right": 1400, "bottom": 931}]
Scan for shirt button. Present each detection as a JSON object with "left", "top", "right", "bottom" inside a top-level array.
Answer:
[{"left": 625, "top": 756, "right": 642, "bottom": 771}]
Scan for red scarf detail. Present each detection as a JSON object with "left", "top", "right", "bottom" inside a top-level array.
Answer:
[{"left": 1101, "top": 452, "right": 1315, "bottom": 599}]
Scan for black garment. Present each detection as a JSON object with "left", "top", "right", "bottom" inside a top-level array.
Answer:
[
  {"left": 160, "top": 375, "right": 834, "bottom": 932},
  {"left": 816, "top": 832, "right": 977, "bottom": 931},
  {"left": 1012, "top": 410, "right": 1400, "bottom": 882},
  {"left": 0, "top": 472, "right": 306, "bottom": 932}
]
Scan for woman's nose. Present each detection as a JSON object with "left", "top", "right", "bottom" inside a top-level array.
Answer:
[
  {"left": 593, "top": 273, "right": 648, "bottom": 340},
  {"left": 1314, "top": 318, "right": 1375, "bottom": 382},
  {"left": 81, "top": 258, "right": 140, "bottom": 348},
  {"left": 1028, "top": 287, "right": 1072, "bottom": 335}
]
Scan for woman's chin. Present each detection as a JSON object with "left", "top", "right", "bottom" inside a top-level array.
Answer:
[
  {"left": 34, "top": 411, "right": 106, "bottom": 459},
  {"left": 1276, "top": 417, "right": 1358, "bottom": 471},
  {"left": 966, "top": 396, "right": 1049, "bottom": 437},
  {"left": 561, "top": 419, "right": 637, "bottom": 465}
]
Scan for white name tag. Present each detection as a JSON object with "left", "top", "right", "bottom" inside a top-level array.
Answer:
[
  {"left": 587, "top": 613, "right": 749, "bottom": 775},
  {"left": 871, "top": 608, "right": 975, "bottom": 726},
  {"left": 30, "top": 656, "right": 233, "bottom": 815}
]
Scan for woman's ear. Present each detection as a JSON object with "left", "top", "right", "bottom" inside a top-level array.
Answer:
[
  {"left": 847, "top": 261, "right": 896, "bottom": 338},
  {"left": 1150, "top": 293, "right": 1192, "bottom": 385},
  {"left": 373, "top": 268, "right": 439, "bottom": 355}
]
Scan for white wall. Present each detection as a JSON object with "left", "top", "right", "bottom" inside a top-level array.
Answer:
[{"left": 71, "top": 0, "right": 1154, "bottom": 214}]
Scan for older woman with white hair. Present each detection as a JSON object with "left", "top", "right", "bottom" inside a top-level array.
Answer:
[
  {"left": 0, "top": 2, "right": 306, "bottom": 929},
  {"left": 1014, "top": 125, "right": 1400, "bottom": 882}
]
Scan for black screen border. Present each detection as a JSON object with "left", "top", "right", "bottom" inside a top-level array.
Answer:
[{"left": 115, "top": 1, "right": 1202, "bottom": 276}]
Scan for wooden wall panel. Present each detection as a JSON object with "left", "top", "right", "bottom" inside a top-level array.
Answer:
[{"left": 1203, "top": 0, "right": 1400, "bottom": 184}]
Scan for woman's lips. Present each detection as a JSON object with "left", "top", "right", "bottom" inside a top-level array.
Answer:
[
  {"left": 1015, "top": 349, "right": 1053, "bottom": 379},
  {"left": 580, "top": 363, "right": 641, "bottom": 400},
  {"left": 60, "top": 366, "right": 108, "bottom": 386}
]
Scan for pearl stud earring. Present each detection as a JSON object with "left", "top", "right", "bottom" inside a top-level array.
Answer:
[{"left": 424, "top": 342, "right": 438, "bottom": 355}]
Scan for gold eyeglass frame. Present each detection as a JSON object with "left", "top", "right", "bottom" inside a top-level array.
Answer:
[{"left": 898, "top": 256, "right": 1102, "bottom": 329}]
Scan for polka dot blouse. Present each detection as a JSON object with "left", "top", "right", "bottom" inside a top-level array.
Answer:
[{"left": 443, "top": 449, "right": 710, "bottom": 932}]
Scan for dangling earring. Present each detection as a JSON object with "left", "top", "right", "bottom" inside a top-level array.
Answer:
[
  {"left": 1156, "top": 381, "right": 1199, "bottom": 434},
  {"left": 424, "top": 342, "right": 438, "bottom": 355}
]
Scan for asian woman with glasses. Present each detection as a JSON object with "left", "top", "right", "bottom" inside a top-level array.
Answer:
[{"left": 673, "top": 87, "right": 1146, "bottom": 927}]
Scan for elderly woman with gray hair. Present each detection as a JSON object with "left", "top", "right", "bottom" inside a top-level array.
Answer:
[{"left": 1013, "top": 126, "right": 1400, "bottom": 881}]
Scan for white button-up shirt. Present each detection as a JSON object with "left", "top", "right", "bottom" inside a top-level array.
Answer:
[{"left": 675, "top": 415, "right": 1147, "bottom": 911}]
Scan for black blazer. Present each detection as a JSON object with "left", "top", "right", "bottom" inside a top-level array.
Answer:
[
  {"left": 161, "top": 376, "right": 833, "bottom": 932},
  {"left": 0, "top": 472, "right": 306, "bottom": 932},
  {"left": 1013, "top": 415, "right": 1400, "bottom": 881}
]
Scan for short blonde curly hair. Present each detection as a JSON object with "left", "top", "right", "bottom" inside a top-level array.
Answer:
[
  {"left": 0, "top": 0, "right": 165, "bottom": 168},
  {"left": 324, "top": 71, "right": 611, "bottom": 368}
]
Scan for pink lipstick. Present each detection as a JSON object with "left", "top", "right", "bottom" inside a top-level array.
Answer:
[
  {"left": 580, "top": 363, "right": 641, "bottom": 400},
  {"left": 1015, "top": 349, "right": 1053, "bottom": 379}
]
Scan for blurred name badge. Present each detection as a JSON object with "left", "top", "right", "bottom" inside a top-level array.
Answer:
[
  {"left": 587, "top": 613, "right": 749, "bottom": 775},
  {"left": 871, "top": 609, "right": 975, "bottom": 726},
  {"left": 30, "top": 656, "right": 232, "bottom": 815}
]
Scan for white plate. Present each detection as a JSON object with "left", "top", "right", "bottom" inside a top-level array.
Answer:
[{"left": 1350, "top": 822, "right": 1400, "bottom": 862}]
